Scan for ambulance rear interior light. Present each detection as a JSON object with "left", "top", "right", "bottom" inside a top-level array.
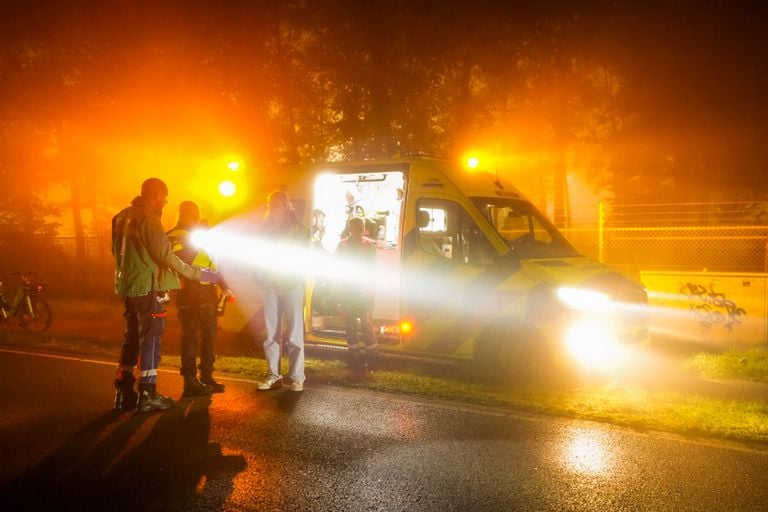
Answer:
[{"left": 343, "top": 173, "right": 388, "bottom": 183}]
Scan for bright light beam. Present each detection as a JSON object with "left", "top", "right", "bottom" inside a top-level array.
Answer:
[{"left": 191, "top": 227, "right": 370, "bottom": 289}]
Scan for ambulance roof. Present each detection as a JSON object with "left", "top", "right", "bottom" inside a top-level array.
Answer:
[{"left": 313, "top": 155, "right": 528, "bottom": 201}]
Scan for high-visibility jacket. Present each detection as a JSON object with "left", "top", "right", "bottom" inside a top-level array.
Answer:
[
  {"left": 167, "top": 224, "right": 223, "bottom": 307},
  {"left": 112, "top": 196, "right": 201, "bottom": 297}
]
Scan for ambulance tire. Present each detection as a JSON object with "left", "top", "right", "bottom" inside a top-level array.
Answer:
[{"left": 473, "top": 324, "right": 552, "bottom": 385}]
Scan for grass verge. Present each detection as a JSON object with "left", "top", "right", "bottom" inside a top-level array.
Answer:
[
  {"left": 686, "top": 347, "right": 768, "bottom": 383},
  {"left": 3, "top": 328, "right": 768, "bottom": 447}
]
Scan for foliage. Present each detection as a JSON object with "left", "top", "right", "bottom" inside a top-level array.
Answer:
[{"left": 1, "top": 0, "right": 767, "bottom": 249}]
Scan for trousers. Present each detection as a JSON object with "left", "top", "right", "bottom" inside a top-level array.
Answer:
[
  {"left": 178, "top": 304, "right": 217, "bottom": 377},
  {"left": 118, "top": 292, "right": 167, "bottom": 385},
  {"left": 340, "top": 296, "right": 378, "bottom": 368},
  {"left": 262, "top": 282, "right": 305, "bottom": 383}
]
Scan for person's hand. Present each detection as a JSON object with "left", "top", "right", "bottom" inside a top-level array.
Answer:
[
  {"left": 199, "top": 268, "right": 221, "bottom": 284},
  {"left": 224, "top": 288, "right": 236, "bottom": 303}
]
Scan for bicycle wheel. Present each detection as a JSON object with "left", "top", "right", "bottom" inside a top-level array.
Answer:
[{"left": 20, "top": 299, "right": 53, "bottom": 331}]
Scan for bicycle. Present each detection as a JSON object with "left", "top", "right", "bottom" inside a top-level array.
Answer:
[{"left": 0, "top": 271, "right": 53, "bottom": 331}]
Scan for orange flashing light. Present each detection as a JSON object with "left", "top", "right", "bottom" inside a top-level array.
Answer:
[
  {"left": 218, "top": 180, "right": 237, "bottom": 197},
  {"left": 399, "top": 320, "right": 413, "bottom": 335}
]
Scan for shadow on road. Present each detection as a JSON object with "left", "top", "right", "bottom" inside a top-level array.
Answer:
[{"left": 1, "top": 396, "right": 246, "bottom": 511}]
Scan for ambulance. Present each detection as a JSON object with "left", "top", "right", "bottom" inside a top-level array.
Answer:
[{"left": 227, "top": 154, "right": 648, "bottom": 377}]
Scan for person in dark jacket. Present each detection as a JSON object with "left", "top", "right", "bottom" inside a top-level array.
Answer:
[
  {"left": 334, "top": 216, "right": 379, "bottom": 376},
  {"left": 167, "top": 201, "right": 234, "bottom": 395},
  {"left": 112, "top": 178, "right": 220, "bottom": 413}
]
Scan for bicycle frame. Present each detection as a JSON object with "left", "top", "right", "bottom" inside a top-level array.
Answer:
[{"left": 0, "top": 272, "right": 52, "bottom": 330}]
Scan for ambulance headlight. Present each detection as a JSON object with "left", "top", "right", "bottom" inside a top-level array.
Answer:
[
  {"left": 556, "top": 287, "right": 625, "bottom": 368},
  {"left": 556, "top": 287, "right": 614, "bottom": 313},
  {"left": 564, "top": 317, "right": 620, "bottom": 368}
]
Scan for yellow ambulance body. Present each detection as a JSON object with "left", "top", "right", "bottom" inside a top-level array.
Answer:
[{"left": 293, "top": 154, "right": 648, "bottom": 373}]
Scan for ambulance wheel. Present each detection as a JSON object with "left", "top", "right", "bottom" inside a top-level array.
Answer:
[{"left": 473, "top": 324, "right": 550, "bottom": 385}]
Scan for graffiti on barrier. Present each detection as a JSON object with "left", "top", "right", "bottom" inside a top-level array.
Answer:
[{"left": 679, "top": 282, "right": 746, "bottom": 331}]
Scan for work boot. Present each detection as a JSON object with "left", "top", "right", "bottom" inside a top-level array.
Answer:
[
  {"left": 113, "top": 376, "right": 138, "bottom": 411},
  {"left": 365, "top": 351, "right": 379, "bottom": 372},
  {"left": 136, "top": 384, "right": 175, "bottom": 413},
  {"left": 200, "top": 372, "right": 225, "bottom": 393},
  {"left": 183, "top": 375, "right": 213, "bottom": 397}
]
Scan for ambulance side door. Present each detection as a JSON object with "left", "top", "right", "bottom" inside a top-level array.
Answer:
[{"left": 401, "top": 197, "right": 503, "bottom": 356}]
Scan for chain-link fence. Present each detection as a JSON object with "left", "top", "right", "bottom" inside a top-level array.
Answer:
[
  {"left": 564, "top": 225, "right": 768, "bottom": 279},
  {"left": 563, "top": 201, "right": 768, "bottom": 279},
  {"left": 47, "top": 202, "right": 768, "bottom": 293},
  {"left": 54, "top": 236, "right": 114, "bottom": 294}
]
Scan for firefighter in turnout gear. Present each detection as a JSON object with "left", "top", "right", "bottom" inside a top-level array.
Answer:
[
  {"left": 334, "top": 216, "right": 379, "bottom": 376},
  {"left": 167, "top": 201, "right": 233, "bottom": 395},
  {"left": 112, "top": 179, "right": 220, "bottom": 413}
]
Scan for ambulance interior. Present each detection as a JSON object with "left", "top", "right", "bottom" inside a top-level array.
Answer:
[{"left": 309, "top": 171, "right": 405, "bottom": 343}]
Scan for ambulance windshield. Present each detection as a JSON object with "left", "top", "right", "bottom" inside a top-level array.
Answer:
[{"left": 470, "top": 197, "right": 581, "bottom": 259}]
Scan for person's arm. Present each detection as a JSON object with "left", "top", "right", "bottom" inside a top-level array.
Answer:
[{"left": 143, "top": 215, "right": 203, "bottom": 281}]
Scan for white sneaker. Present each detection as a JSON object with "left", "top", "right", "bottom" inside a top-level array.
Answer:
[
  {"left": 290, "top": 381, "right": 304, "bottom": 392},
  {"left": 257, "top": 376, "right": 282, "bottom": 390}
]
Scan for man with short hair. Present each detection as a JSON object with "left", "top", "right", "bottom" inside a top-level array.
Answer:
[{"left": 112, "top": 178, "right": 220, "bottom": 413}]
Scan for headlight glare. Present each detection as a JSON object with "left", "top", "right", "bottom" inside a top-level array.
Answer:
[{"left": 556, "top": 287, "right": 613, "bottom": 312}]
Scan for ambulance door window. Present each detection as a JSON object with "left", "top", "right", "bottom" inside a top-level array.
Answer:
[
  {"left": 458, "top": 208, "right": 496, "bottom": 265},
  {"left": 417, "top": 199, "right": 495, "bottom": 266},
  {"left": 416, "top": 203, "right": 452, "bottom": 259}
]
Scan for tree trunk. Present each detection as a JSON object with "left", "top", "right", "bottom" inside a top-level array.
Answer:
[{"left": 70, "top": 176, "right": 86, "bottom": 262}]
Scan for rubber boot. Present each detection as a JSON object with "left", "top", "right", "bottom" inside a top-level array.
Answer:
[
  {"left": 183, "top": 374, "right": 213, "bottom": 397},
  {"left": 200, "top": 372, "right": 225, "bottom": 393},
  {"left": 113, "top": 375, "right": 138, "bottom": 411}
]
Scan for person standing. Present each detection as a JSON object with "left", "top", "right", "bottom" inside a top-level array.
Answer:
[
  {"left": 334, "top": 216, "right": 379, "bottom": 376},
  {"left": 112, "top": 178, "right": 219, "bottom": 413},
  {"left": 256, "top": 190, "right": 309, "bottom": 392},
  {"left": 167, "top": 201, "right": 234, "bottom": 396}
]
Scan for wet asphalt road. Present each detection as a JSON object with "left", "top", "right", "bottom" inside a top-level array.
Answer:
[{"left": 2, "top": 348, "right": 768, "bottom": 511}]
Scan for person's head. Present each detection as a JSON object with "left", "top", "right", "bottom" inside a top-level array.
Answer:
[
  {"left": 266, "top": 190, "right": 294, "bottom": 221},
  {"left": 177, "top": 200, "right": 201, "bottom": 228},
  {"left": 141, "top": 178, "right": 169, "bottom": 215},
  {"left": 348, "top": 216, "right": 365, "bottom": 239}
]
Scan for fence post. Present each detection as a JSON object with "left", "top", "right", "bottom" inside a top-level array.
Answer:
[
  {"left": 764, "top": 236, "right": 768, "bottom": 272},
  {"left": 598, "top": 201, "right": 605, "bottom": 263}
]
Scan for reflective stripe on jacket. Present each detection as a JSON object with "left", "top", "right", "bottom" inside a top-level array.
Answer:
[{"left": 112, "top": 196, "right": 201, "bottom": 297}]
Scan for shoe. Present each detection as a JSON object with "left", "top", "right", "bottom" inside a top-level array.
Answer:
[
  {"left": 257, "top": 376, "right": 282, "bottom": 390},
  {"left": 200, "top": 374, "right": 225, "bottom": 393},
  {"left": 183, "top": 376, "right": 213, "bottom": 397},
  {"left": 136, "top": 389, "right": 176, "bottom": 413},
  {"left": 290, "top": 380, "right": 304, "bottom": 392},
  {"left": 113, "top": 378, "right": 138, "bottom": 411}
]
